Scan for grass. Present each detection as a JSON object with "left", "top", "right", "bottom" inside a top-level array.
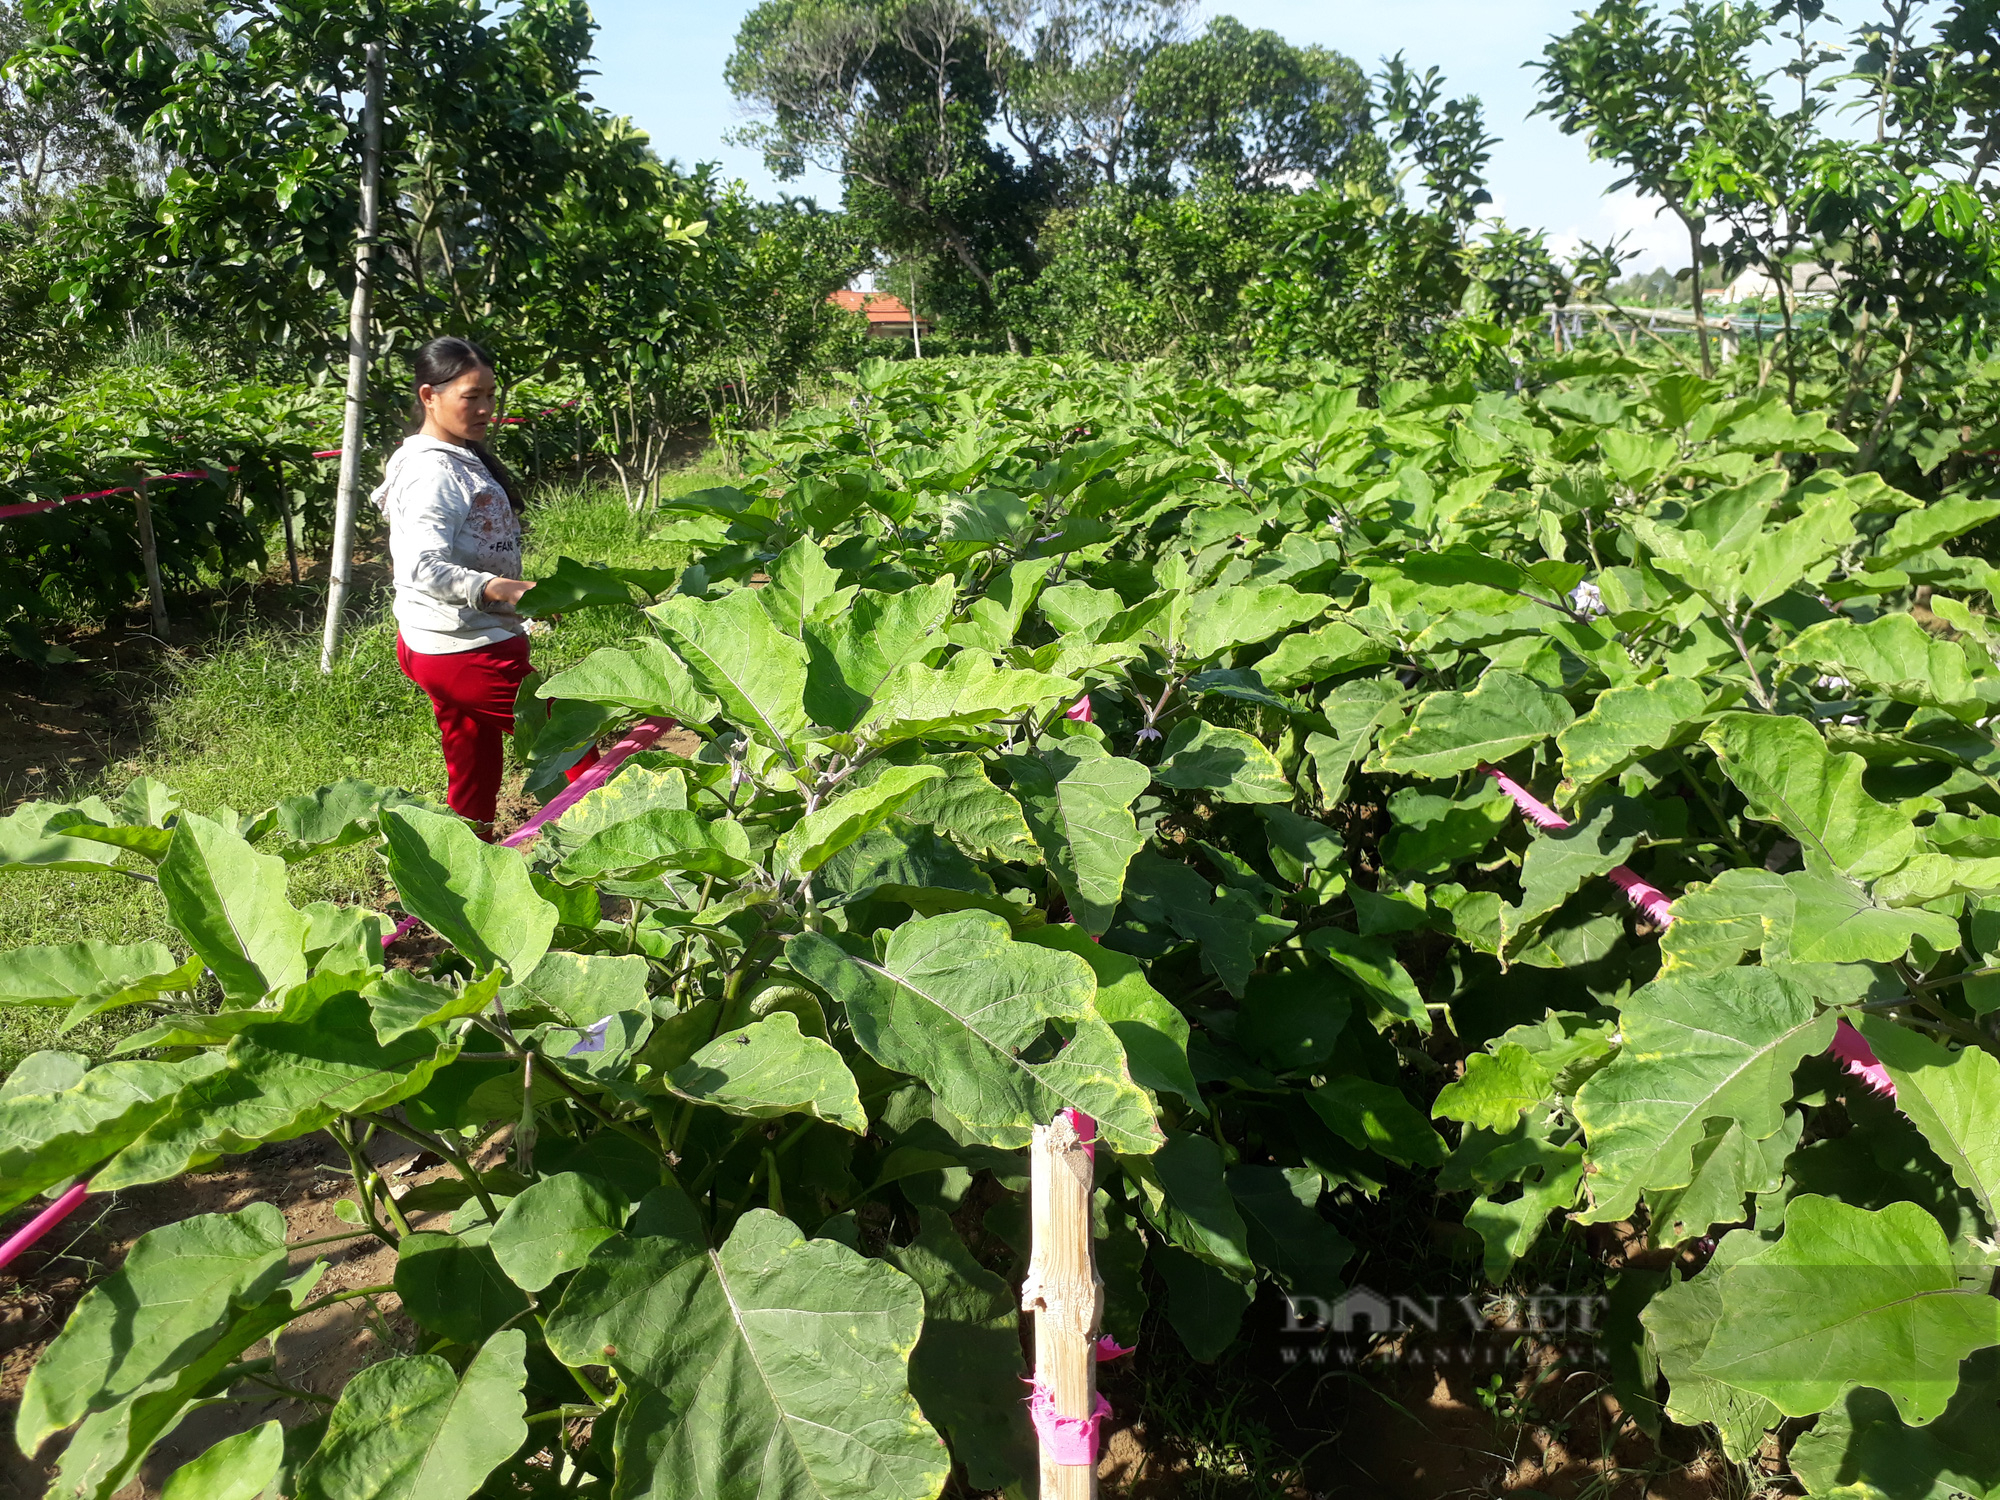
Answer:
[{"left": 0, "top": 471, "right": 727, "bottom": 1073}]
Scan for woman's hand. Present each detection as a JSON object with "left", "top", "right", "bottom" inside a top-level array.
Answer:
[{"left": 482, "top": 577, "right": 536, "bottom": 608}]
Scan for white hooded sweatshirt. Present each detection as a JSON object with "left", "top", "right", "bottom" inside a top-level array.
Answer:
[{"left": 373, "top": 434, "right": 525, "bottom": 654}]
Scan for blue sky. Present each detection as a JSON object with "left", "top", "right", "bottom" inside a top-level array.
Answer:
[{"left": 581, "top": 0, "right": 1712, "bottom": 271}]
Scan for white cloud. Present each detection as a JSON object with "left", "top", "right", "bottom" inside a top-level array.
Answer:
[{"left": 1538, "top": 188, "right": 1727, "bottom": 274}]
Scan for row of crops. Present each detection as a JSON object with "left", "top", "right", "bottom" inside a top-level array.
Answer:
[
  {"left": 0, "top": 359, "right": 606, "bottom": 662},
  {"left": 4, "top": 352, "right": 2000, "bottom": 1496}
]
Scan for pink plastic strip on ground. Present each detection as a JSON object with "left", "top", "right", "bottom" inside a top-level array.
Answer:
[
  {"left": 380, "top": 716, "right": 679, "bottom": 950},
  {"left": 0, "top": 1181, "right": 92, "bottom": 1274},
  {"left": 1479, "top": 763, "right": 1898, "bottom": 1099},
  {"left": 3, "top": 402, "right": 583, "bottom": 523},
  {"left": 1481, "top": 766, "right": 1677, "bottom": 925}
]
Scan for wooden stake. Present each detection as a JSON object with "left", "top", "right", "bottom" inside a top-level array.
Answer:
[
  {"left": 319, "top": 38, "right": 385, "bottom": 673},
  {"left": 134, "top": 478, "right": 168, "bottom": 637},
  {"left": 277, "top": 456, "right": 299, "bottom": 586},
  {"left": 1023, "top": 1112, "right": 1101, "bottom": 1500}
]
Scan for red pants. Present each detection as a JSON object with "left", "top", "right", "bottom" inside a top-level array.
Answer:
[{"left": 396, "top": 633, "right": 598, "bottom": 828}]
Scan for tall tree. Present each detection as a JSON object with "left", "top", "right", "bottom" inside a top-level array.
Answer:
[
  {"left": 0, "top": 0, "right": 138, "bottom": 225},
  {"left": 1131, "top": 16, "right": 1381, "bottom": 192},
  {"left": 1534, "top": 0, "right": 1768, "bottom": 376},
  {"left": 728, "top": 0, "right": 1038, "bottom": 348},
  {"left": 982, "top": 0, "right": 1190, "bottom": 196}
]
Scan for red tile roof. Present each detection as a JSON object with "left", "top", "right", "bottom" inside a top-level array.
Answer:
[{"left": 828, "top": 290, "right": 930, "bottom": 328}]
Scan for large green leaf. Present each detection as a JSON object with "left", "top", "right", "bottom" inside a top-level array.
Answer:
[
  {"left": 0, "top": 939, "right": 199, "bottom": 1022},
  {"left": 1308, "top": 1077, "right": 1447, "bottom": 1167},
  {"left": 544, "top": 764, "right": 689, "bottom": 853},
  {"left": 157, "top": 811, "right": 309, "bottom": 1003},
  {"left": 1002, "top": 740, "right": 1149, "bottom": 936},
  {"left": 1557, "top": 676, "right": 1711, "bottom": 803},
  {"left": 1366, "top": 670, "right": 1575, "bottom": 780},
  {"left": 1019, "top": 923, "right": 1201, "bottom": 1106},
  {"left": 1661, "top": 868, "right": 1796, "bottom": 973},
  {"left": 1644, "top": 1113, "right": 1801, "bottom": 1247},
  {"left": 1642, "top": 1237, "right": 1782, "bottom": 1462},
  {"left": 380, "top": 807, "right": 557, "bottom": 977},
  {"left": 1787, "top": 1347, "right": 2000, "bottom": 1500},
  {"left": 49, "top": 1263, "right": 323, "bottom": 1500},
  {"left": 875, "top": 751, "right": 1036, "bottom": 861},
  {"left": 1256, "top": 620, "right": 1390, "bottom": 690},
  {"left": 270, "top": 779, "right": 439, "bottom": 856},
  {"left": 1227, "top": 1163, "right": 1353, "bottom": 1298},
  {"left": 1503, "top": 794, "right": 1663, "bottom": 952},
  {"left": 394, "top": 1232, "right": 532, "bottom": 1346},
  {"left": 789, "top": 911, "right": 1161, "bottom": 1155},
  {"left": 1465, "top": 1138, "right": 1587, "bottom": 1280},
  {"left": 1780, "top": 613, "right": 1986, "bottom": 710},
  {"left": 1432, "top": 1045, "right": 1553, "bottom": 1132},
  {"left": 547, "top": 1200, "right": 951, "bottom": 1500},
  {"left": 1153, "top": 721, "right": 1291, "bottom": 803},
  {"left": 802, "top": 578, "right": 956, "bottom": 729},
  {"left": 162, "top": 1422, "right": 284, "bottom": 1500},
  {"left": 887, "top": 1208, "right": 1036, "bottom": 1492},
  {"left": 95, "top": 979, "right": 460, "bottom": 1189},
  {"left": 1574, "top": 968, "right": 1834, "bottom": 1223},
  {"left": 1695, "top": 1196, "right": 2000, "bottom": 1424},
  {"left": 297, "top": 1331, "right": 528, "bottom": 1500},
  {"left": 667, "top": 1011, "right": 867, "bottom": 1133},
  {"left": 1783, "top": 867, "right": 1960, "bottom": 963},
  {"left": 1142, "top": 1129, "right": 1255, "bottom": 1272},
  {"left": 650, "top": 590, "right": 813, "bottom": 758},
  {"left": 0, "top": 1051, "right": 224, "bottom": 1215},
  {"left": 1703, "top": 713, "right": 1921, "bottom": 879},
  {"left": 0, "top": 800, "right": 128, "bottom": 875},
  {"left": 777, "top": 765, "right": 946, "bottom": 876},
  {"left": 548, "top": 808, "right": 753, "bottom": 885},
  {"left": 16, "top": 1203, "right": 290, "bottom": 1455},
  {"left": 535, "top": 639, "right": 721, "bottom": 722},
  {"left": 361, "top": 968, "right": 503, "bottom": 1046},
  {"left": 1857, "top": 1015, "right": 2000, "bottom": 1232},
  {"left": 487, "top": 1172, "right": 628, "bottom": 1292},
  {"left": 759, "top": 536, "right": 848, "bottom": 637},
  {"left": 856, "top": 656, "right": 1076, "bottom": 746},
  {"left": 1181, "top": 582, "right": 1325, "bottom": 659}
]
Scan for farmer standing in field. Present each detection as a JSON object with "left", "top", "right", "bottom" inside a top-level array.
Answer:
[{"left": 375, "top": 335, "right": 595, "bottom": 837}]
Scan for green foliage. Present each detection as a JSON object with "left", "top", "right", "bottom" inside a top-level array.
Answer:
[{"left": 9, "top": 354, "right": 2000, "bottom": 1496}]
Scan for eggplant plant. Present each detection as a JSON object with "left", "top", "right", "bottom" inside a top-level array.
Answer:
[{"left": 5, "top": 352, "right": 2000, "bottom": 1497}]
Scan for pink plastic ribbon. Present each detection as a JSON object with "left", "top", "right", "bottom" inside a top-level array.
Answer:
[
  {"left": 1066, "top": 696, "right": 1093, "bottom": 723},
  {"left": 1027, "top": 1379, "right": 1112, "bottom": 1466},
  {"left": 1095, "top": 1335, "right": 1134, "bottom": 1360},
  {"left": 382, "top": 716, "right": 678, "bottom": 950},
  {"left": 3, "top": 402, "right": 585, "bottom": 524},
  {"left": 1058, "top": 1107, "right": 1097, "bottom": 1160},
  {"left": 0, "top": 1181, "right": 91, "bottom": 1274},
  {"left": 1481, "top": 766, "right": 1677, "bottom": 927},
  {"left": 1831, "top": 1017, "right": 1897, "bottom": 1100}
]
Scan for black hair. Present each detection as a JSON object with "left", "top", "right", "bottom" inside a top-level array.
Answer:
[{"left": 407, "top": 335, "right": 524, "bottom": 512}]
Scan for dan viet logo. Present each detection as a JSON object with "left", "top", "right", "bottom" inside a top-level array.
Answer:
[{"left": 1277, "top": 1285, "right": 1609, "bottom": 1366}]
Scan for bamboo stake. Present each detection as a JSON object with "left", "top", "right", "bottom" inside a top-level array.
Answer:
[
  {"left": 1023, "top": 1111, "right": 1102, "bottom": 1500},
  {"left": 319, "top": 39, "right": 385, "bottom": 673},
  {"left": 134, "top": 477, "right": 168, "bottom": 636}
]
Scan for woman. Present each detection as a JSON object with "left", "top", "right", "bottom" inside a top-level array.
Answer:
[{"left": 376, "top": 336, "right": 593, "bottom": 835}]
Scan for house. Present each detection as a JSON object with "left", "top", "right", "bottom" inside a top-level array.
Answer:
[
  {"left": 1717, "top": 261, "right": 1844, "bottom": 306},
  {"left": 827, "top": 289, "right": 933, "bottom": 339}
]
